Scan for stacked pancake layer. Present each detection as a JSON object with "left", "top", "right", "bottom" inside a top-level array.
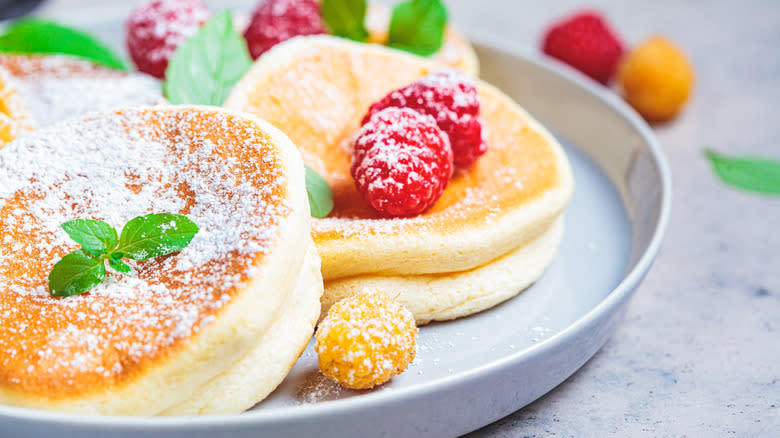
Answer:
[
  {"left": 225, "top": 36, "right": 573, "bottom": 324},
  {"left": 0, "top": 106, "right": 321, "bottom": 415}
]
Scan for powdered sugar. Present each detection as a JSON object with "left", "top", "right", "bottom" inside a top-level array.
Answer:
[
  {"left": 0, "top": 107, "right": 289, "bottom": 393},
  {"left": 16, "top": 75, "right": 163, "bottom": 127},
  {"left": 0, "top": 54, "right": 164, "bottom": 128}
]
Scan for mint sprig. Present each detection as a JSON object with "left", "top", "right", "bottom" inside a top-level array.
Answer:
[
  {"left": 705, "top": 149, "right": 780, "bottom": 195},
  {"left": 48, "top": 213, "right": 199, "bottom": 297},
  {"left": 321, "top": 0, "right": 370, "bottom": 42},
  {"left": 387, "top": 0, "right": 448, "bottom": 56},
  {"left": 0, "top": 19, "right": 128, "bottom": 71},
  {"left": 164, "top": 10, "right": 334, "bottom": 217},
  {"left": 164, "top": 10, "right": 252, "bottom": 106}
]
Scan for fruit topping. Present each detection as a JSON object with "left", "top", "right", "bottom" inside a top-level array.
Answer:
[
  {"left": 352, "top": 107, "right": 453, "bottom": 217},
  {"left": 243, "top": 0, "right": 326, "bottom": 59},
  {"left": 126, "top": 0, "right": 211, "bottom": 78},
  {"left": 363, "top": 69, "right": 487, "bottom": 168}
]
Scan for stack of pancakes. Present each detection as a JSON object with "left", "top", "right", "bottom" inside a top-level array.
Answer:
[
  {"left": 0, "top": 106, "right": 321, "bottom": 415},
  {"left": 225, "top": 36, "right": 573, "bottom": 324},
  {"left": 0, "top": 27, "right": 572, "bottom": 415}
]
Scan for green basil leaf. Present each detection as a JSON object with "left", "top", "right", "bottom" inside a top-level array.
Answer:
[
  {"left": 108, "top": 257, "right": 132, "bottom": 274},
  {"left": 322, "top": 0, "right": 370, "bottom": 42},
  {"left": 305, "top": 165, "right": 334, "bottom": 218},
  {"left": 705, "top": 149, "right": 780, "bottom": 195},
  {"left": 164, "top": 10, "right": 252, "bottom": 105},
  {"left": 387, "top": 0, "right": 447, "bottom": 56},
  {"left": 48, "top": 250, "right": 106, "bottom": 297},
  {"left": 61, "top": 219, "right": 118, "bottom": 254},
  {"left": 117, "top": 213, "right": 200, "bottom": 260},
  {"left": 0, "top": 19, "right": 129, "bottom": 71}
]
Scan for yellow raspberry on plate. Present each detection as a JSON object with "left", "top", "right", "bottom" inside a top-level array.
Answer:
[
  {"left": 618, "top": 35, "right": 694, "bottom": 122},
  {"left": 315, "top": 289, "right": 417, "bottom": 390}
]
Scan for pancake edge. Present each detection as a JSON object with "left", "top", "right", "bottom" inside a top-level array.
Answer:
[
  {"left": 322, "top": 217, "right": 565, "bottom": 325},
  {"left": 162, "top": 241, "right": 323, "bottom": 415}
]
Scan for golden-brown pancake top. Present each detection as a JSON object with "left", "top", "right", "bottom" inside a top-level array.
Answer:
[
  {"left": 0, "top": 107, "right": 290, "bottom": 398},
  {"left": 226, "top": 37, "right": 565, "bottom": 279}
]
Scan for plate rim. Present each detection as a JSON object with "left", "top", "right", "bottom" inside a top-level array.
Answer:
[{"left": 0, "top": 35, "right": 672, "bottom": 429}]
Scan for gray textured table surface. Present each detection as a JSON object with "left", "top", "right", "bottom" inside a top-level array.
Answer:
[{"left": 30, "top": 0, "right": 780, "bottom": 436}]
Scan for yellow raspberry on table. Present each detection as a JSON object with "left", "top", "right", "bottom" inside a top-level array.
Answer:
[{"left": 618, "top": 35, "right": 695, "bottom": 122}]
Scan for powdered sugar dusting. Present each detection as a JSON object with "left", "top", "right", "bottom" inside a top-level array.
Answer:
[
  {"left": 0, "top": 54, "right": 164, "bottom": 128},
  {"left": 0, "top": 107, "right": 289, "bottom": 395}
]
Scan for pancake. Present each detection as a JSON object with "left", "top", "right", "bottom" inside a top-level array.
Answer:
[
  {"left": 164, "top": 242, "right": 322, "bottom": 415},
  {"left": 364, "top": 3, "right": 479, "bottom": 76},
  {"left": 0, "top": 66, "right": 33, "bottom": 147},
  {"left": 0, "top": 106, "right": 318, "bottom": 415},
  {"left": 0, "top": 54, "right": 164, "bottom": 128},
  {"left": 225, "top": 36, "right": 572, "bottom": 322},
  {"left": 324, "top": 218, "right": 563, "bottom": 324}
]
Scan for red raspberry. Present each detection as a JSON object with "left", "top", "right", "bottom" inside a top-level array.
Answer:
[
  {"left": 126, "top": 0, "right": 211, "bottom": 79},
  {"left": 243, "top": 0, "right": 326, "bottom": 59},
  {"left": 541, "top": 11, "right": 624, "bottom": 85},
  {"left": 362, "top": 70, "right": 487, "bottom": 168},
  {"left": 352, "top": 108, "right": 454, "bottom": 218}
]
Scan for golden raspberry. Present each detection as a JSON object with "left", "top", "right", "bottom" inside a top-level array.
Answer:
[
  {"left": 618, "top": 35, "right": 694, "bottom": 122},
  {"left": 315, "top": 289, "right": 417, "bottom": 390}
]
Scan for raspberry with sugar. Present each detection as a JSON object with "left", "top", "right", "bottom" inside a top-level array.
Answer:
[
  {"left": 316, "top": 289, "right": 418, "bottom": 390},
  {"left": 126, "top": 0, "right": 211, "bottom": 79},
  {"left": 363, "top": 69, "right": 487, "bottom": 168},
  {"left": 542, "top": 10, "right": 624, "bottom": 85},
  {"left": 243, "top": 0, "right": 326, "bottom": 59},
  {"left": 352, "top": 107, "right": 453, "bottom": 218}
]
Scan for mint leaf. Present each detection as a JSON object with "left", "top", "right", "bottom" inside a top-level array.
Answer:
[
  {"left": 48, "top": 250, "right": 106, "bottom": 297},
  {"left": 108, "top": 256, "right": 132, "bottom": 274},
  {"left": 61, "top": 219, "right": 118, "bottom": 255},
  {"left": 387, "top": 0, "right": 447, "bottom": 56},
  {"left": 0, "top": 19, "right": 128, "bottom": 71},
  {"left": 306, "top": 165, "right": 334, "bottom": 218},
  {"left": 117, "top": 213, "right": 200, "bottom": 260},
  {"left": 164, "top": 10, "right": 252, "bottom": 105},
  {"left": 322, "top": 0, "right": 369, "bottom": 42},
  {"left": 705, "top": 150, "right": 780, "bottom": 195}
]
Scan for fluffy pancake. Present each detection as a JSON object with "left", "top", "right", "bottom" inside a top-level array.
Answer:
[
  {"left": 225, "top": 36, "right": 573, "bottom": 323},
  {"left": 364, "top": 3, "right": 479, "bottom": 76},
  {"left": 0, "top": 54, "right": 163, "bottom": 128},
  {"left": 324, "top": 218, "right": 563, "bottom": 324},
  {"left": 0, "top": 106, "right": 316, "bottom": 415},
  {"left": 225, "top": 36, "right": 573, "bottom": 278},
  {"left": 164, "top": 242, "right": 322, "bottom": 415}
]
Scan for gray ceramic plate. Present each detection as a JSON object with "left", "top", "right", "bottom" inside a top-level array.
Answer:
[{"left": 0, "top": 10, "right": 671, "bottom": 438}]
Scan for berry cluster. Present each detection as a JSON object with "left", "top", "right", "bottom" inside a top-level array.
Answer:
[
  {"left": 351, "top": 70, "right": 488, "bottom": 218},
  {"left": 126, "top": 0, "right": 325, "bottom": 77}
]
